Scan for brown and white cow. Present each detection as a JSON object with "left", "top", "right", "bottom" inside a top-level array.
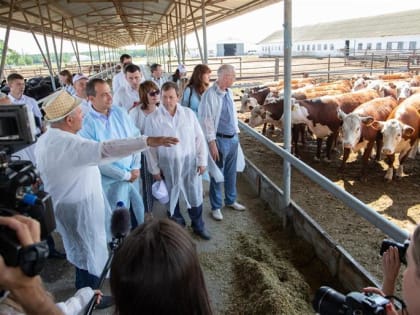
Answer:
[
  {"left": 372, "top": 98, "right": 420, "bottom": 181},
  {"left": 248, "top": 98, "right": 307, "bottom": 156},
  {"left": 239, "top": 87, "right": 271, "bottom": 113},
  {"left": 291, "top": 89, "right": 380, "bottom": 161},
  {"left": 337, "top": 96, "right": 398, "bottom": 180}
]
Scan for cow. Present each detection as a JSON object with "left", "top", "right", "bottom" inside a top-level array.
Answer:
[
  {"left": 291, "top": 89, "right": 380, "bottom": 161},
  {"left": 337, "top": 96, "right": 398, "bottom": 180},
  {"left": 371, "top": 97, "right": 420, "bottom": 182},
  {"left": 248, "top": 98, "right": 307, "bottom": 156},
  {"left": 352, "top": 78, "right": 368, "bottom": 91},
  {"left": 239, "top": 86, "right": 271, "bottom": 113}
]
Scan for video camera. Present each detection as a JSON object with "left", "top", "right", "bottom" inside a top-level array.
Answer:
[
  {"left": 380, "top": 239, "right": 410, "bottom": 265},
  {"left": 0, "top": 104, "right": 55, "bottom": 276},
  {"left": 313, "top": 286, "right": 391, "bottom": 315}
]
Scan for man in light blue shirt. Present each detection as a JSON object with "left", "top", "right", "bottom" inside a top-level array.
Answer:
[{"left": 79, "top": 78, "right": 144, "bottom": 228}]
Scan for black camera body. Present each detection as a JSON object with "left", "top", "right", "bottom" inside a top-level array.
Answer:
[
  {"left": 0, "top": 104, "right": 55, "bottom": 276},
  {"left": 380, "top": 239, "right": 410, "bottom": 265},
  {"left": 313, "top": 286, "right": 390, "bottom": 315}
]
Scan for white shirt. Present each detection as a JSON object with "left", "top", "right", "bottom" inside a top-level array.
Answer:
[
  {"left": 151, "top": 76, "right": 167, "bottom": 89},
  {"left": 112, "top": 71, "right": 127, "bottom": 94},
  {"left": 113, "top": 84, "right": 140, "bottom": 112},
  {"left": 129, "top": 106, "right": 154, "bottom": 134},
  {"left": 8, "top": 93, "right": 42, "bottom": 119}
]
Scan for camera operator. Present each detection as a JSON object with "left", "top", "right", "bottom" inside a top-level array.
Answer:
[
  {"left": 363, "top": 225, "right": 420, "bottom": 315},
  {"left": 0, "top": 215, "right": 63, "bottom": 315},
  {"left": 0, "top": 215, "right": 104, "bottom": 315}
]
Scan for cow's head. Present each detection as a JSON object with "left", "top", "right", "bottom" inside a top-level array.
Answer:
[
  {"left": 248, "top": 105, "right": 266, "bottom": 127},
  {"left": 372, "top": 119, "right": 415, "bottom": 155},
  {"left": 239, "top": 96, "right": 258, "bottom": 113},
  {"left": 397, "top": 83, "right": 411, "bottom": 102},
  {"left": 351, "top": 78, "right": 367, "bottom": 92},
  {"left": 338, "top": 108, "right": 373, "bottom": 149}
]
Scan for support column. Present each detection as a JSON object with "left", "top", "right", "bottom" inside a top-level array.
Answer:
[
  {"left": 202, "top": 0, "right": 208, "bottom": 64},
  {"left": 37, "top": 0, "right": 56, "bottom": 90},
  {"left": 188, "top": 0, "right": 203, "bottom": 63},
  {"left": 0, "top": 0, "right": 14, "bottom": 81},
  {"left": 282, "top": 0, "right": 292, "bottom": 208},
  {"left": 46, "top": 4, "right": 60, "bottom": 73}
]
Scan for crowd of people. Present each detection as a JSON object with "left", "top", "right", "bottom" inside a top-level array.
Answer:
[
  {"left": 7, "top": 55, "right": 416, "bottom": 315},
  {"left": 0, "top": 54, "right": 248, "bottom": 313}
]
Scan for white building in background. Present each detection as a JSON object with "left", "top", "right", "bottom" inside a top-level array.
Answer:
[{"left": 258, "top": 9, "right": 420, "bottom": 58}]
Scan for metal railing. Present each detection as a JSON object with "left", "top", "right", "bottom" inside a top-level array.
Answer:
[
  {"left": 167, "top": 52, "right": 418, "bottom": 87},
  {"left": 239, "top": 121, "right": 409, "bottom": 243}
]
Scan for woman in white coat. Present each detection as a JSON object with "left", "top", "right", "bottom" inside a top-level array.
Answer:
[{"left": 144, "top": 82, "right": 211, "bottom": 240}]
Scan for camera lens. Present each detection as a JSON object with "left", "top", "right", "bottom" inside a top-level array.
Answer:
[{"left": 313, "top": 286, "right": 347, "bottom": 315}]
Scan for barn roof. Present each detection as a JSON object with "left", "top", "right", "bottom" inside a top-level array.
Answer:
[
  {"left": 258, "top": 8, "right": 420, "bottom": 44},
  {"left": 0, "top": 0, "right": 279, "bottom": 49}
]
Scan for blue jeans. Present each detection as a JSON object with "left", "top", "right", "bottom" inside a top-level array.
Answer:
[
  {"left": 75, "top": 267, "right": 100, "bottom": 289},
  {"left": 210, "top": 135, "right": 239, "bottom": 210},
  {"left": 170, "top": 201, "right": 205, "bottom": 233}
]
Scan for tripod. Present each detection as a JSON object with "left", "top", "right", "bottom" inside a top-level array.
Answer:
[{"left": 84, "top": 236, "right": 123, "bottom": 315}]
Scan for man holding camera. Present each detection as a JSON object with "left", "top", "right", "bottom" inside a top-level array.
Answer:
[
  {"left": 0, "top": 215, "right": 63, "bottom": 315},
  {"left": 34, "top": 90, "right": 178, "bottom": 298}
]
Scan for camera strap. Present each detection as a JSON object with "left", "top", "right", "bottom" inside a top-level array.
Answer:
[{"left": 19, "top": 240, "right": 49, "bottom": 277}]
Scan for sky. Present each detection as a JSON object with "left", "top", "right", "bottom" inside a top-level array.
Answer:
[{"left": 1, "top": 0, "right": 420, "bottom": 54}]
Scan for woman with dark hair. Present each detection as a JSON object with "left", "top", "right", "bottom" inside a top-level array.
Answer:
[
  {"left": 181, "top": 64, "right": 211, "bottom": 115},
  {"left": 170, "top": 68, "right": 181, "bottom": 83},
  {"left": 128, "top": 80, "right": 160, "bottom": 216},
  {"left": 59, "top": 69, "right": 75, "bottom": 95},
  {"left": 110, "top": 218, "right": 213, "bottom": 315}
]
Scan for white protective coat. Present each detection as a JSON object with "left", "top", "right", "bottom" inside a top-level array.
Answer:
[
  {"left": 145, "top": 105, "right": 207, "bottom": 215},
  {"left": 35, "top": 127, "right": 149, "bottom": 276}
]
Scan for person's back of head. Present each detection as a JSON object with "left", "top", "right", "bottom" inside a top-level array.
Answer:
[{"left": 110, "top": 218, "right": 212, "bottom": 315}]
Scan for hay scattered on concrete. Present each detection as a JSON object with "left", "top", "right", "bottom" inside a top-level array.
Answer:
[{"left": 230, "top": 233, "right": 313, "bottom": 315}]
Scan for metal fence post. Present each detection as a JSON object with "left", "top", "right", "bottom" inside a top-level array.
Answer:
[
  {"left": 274, "top": 57, "right": 279, "bottom": 81},
  {"left": 327, "top": 54, "right": 331, "bottom": 82},
  {"left": 239, "top": 57, "right": 242, "bottom": 80},
  {"left": 370, "top": 53, "right": 374, "bottom": 76}
]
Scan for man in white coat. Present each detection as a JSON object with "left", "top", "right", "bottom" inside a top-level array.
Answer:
[
  {"left": 145, "top": 81, "right": 211, "bottom": 240},
  {"left": 198, "top": 64, "right": 246, "bottom": 222},
  {"left": 112, "top": 53, "right": 132, "bottom": 93},
  {"left": 35, "top": 90, "right": 178, "bottom": 293},
  {"left": 113, "top": 63, "right": 142, "bottom": 112}
]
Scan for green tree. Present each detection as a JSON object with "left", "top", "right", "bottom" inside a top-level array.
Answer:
[
  {"left": 0, "top": 39, "right": 21, "bottom": 66},
  {"left": 24, "top": 55, "right": 33, "bottom": 65}
]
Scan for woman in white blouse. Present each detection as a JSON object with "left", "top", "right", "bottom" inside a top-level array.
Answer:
[{"left": 129, "top": 80, "right": 160, "bottom": 216}]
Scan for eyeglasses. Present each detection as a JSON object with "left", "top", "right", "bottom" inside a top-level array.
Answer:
[{"left": 148, "top": 90, "right": 160, "bottom": 97}]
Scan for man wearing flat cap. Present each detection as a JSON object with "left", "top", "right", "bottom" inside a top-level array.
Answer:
[{"left": 35, "top": 91, "right": 178, "bottom": 294}]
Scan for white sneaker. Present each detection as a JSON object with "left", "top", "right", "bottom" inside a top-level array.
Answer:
[
  {"left": 211, "top": 209, "right": 223, "bottom": 221},
  {"left": 226, "top": 202, "right": 246, "bottom": 211}
]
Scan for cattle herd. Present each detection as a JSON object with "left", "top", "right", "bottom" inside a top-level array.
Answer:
[{"left": 240, "top": 73, "right": 420, "bottom": 182}]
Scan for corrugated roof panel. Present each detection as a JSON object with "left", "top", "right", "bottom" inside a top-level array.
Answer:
[
  {"left": 0, "top": 0, "right": 280, "bottom": 48},
  {"left": 259, "top": 9, "right": 420, "bottom": 43}
]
